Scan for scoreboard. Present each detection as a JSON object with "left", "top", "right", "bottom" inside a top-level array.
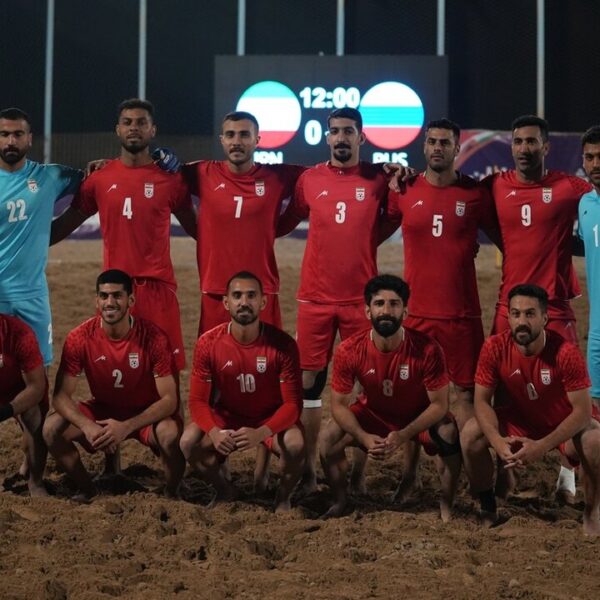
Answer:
[{"left": 214, "top": 55, "right": 448, "bottom": 169}]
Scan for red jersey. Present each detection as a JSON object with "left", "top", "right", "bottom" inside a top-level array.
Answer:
[
  {"left": 189, "top": 322, "right": 302, "bottom": 434},
  {"left": 388, "top": 173, "right": 498, "bottom": 318},
  {"left": 186, "top": 161, "right": 304, "bottom": 295},
  {"left": 475, "top": 329, "right": 591, "bottom": 437},
  {"left": 0, "top": 314, "right": 44, "bottom": 405},
  {"left": 331, "top": 328, "right": 449, "bottom": 425},
  {"left": 279, "top": 161, "right": 388, "bottom": 304},
  {"left": 72, "top": 160, "right": 191, "bottom": 287},
  {"left": 484, "top": 170, "right": 591, "bottom": 320},
  {"left": 59, "top": 316, "right": 173, "bottom": 419}
]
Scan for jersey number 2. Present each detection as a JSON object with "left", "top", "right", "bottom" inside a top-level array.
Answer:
[
  {"left": 112, "top": 369, "right": 124, "bottom": 388},
  {"left": 7, "top": 199, "right": 28, "bottom": 222}
]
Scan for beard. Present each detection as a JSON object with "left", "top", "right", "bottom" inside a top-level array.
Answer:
[
  {"left": 0, "top": 146, "right": 27, "bottom": 165},
  {"left": 372, "top": 315, "right": 401, "bottom": 337},
  {"left": 232, "top": 307, "right": 258, "bottom": 325},
  {"left": 332, "top": 144, "right": 352, "bottom": 163},
  {"left": 512, "top": 325, "right": 541, "bottom": 346},
  {"left": 121, "top": 140, "right": 149, "bottom": 154}
]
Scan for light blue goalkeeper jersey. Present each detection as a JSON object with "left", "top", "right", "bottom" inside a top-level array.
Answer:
[
  {"left": 579, "top": 188, "right": 600, "bottom": 332},
  {"left": 0, "top": 159, "right": 82, "bottom": 300}
]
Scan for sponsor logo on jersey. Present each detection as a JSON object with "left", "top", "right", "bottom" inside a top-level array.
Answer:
[
  {"left": 256, "top": 356, "right": 267, "bottom": 373},
  {"left": 411, "top": 199, "right": 424, "bottom": 209},
  {"left": 504, "top": 190, "right": 516, "bottom": 199},
  {"left": 399, "top": 364, "right": 409, "bottom": 380},
  {"left": 542, "top": 187, "right": 552, "bottom": 203},
  {"left": 214, "top": 183, "right": 225, "bottom": 191},
  {"left": 255, "top": 181, "right": 265, "bottom": 197},
  {"left": 220, "top": 360, "right": 233, "bottom": 371},
  {"left": 455, "top": 201, "right": 466, "bottom": 217},
  {"left": 94, "top": 355, "right": 107, "bottom": 362},
  {"left": 129, "top": 353, "right": 140, "bottom": 369},
  {"left": 27, "top": 179, "right": 38, "bottom": 193},
  {"left": 107, "top": 184, "right": 118, "bottom": 192},
  {"left": 540, "top": 368, "right": 551, "bottom": 385},
  {"left": 315, "top": 190, "right": 328, "bottom": 200},
  {"left": 364, "top": 368, "right": 375, "bottom": 376},
  {"left": 144, "top": 183, "right": 154, "bottom": 198},
  {"left": 355, "top": 187, "right": 365, "bottom": 201},
  {"left": 510, "top": 368, "right": 521, "bottom": 377}
]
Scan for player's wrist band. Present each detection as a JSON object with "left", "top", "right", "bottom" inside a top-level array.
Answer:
[
  {"left": 303, "top": 399, "right": 322, "bottom": 409},
  {"left": 0, "top": 403, "right": 15, "bottom": 422}
]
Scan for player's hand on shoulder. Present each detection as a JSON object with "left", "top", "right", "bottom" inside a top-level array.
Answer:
[
  {"left": 386, "top": 164, "right": 418, "bottom": 193},
  {"left": 86, "top": 158, "right": 109, "bottom": 176},
  {"left": 209, "top": 428, "right": 236, "bottom": 455},
  {"left": 152, "top": 147, "right": 182, "bottom": 173}
]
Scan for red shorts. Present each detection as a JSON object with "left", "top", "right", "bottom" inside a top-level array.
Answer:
[
  {"left": 76, "top": 402, "right": 182, "bottom": 456},
  {"left": 296, "top": 301, "right": 370, "bottom": 370},
  {"left": 349, "top": 403, "right": 451, "bottom": 457},
  {"left": 497, "top": 410, "right": 600, "bottom": 467},
  {"left": 210, "top": 412, "right": 302, "bottom": 453},
  {"left": 404, "top": 316, "right": 483, "bottom": 388},
  {"left": 199, "top": 293, "right": 282, "bottom": 335},
  {"left": 131, "top": 278, "right": 185, "bottom": 370},
  {"left": 492, "top": 304, "right": 578, "bottom": 345}
]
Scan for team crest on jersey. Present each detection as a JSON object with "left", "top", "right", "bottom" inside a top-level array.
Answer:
[
  {"left": 399, "top": 364, "right": 409, "bottom": 380},
  {"left": 27, "top": 179, "right": 38, "bottom": 193},
  {"left": 455, "top": 201, "right": 466, "bottom": 217},
  {"left": 144, "top": 183, "right": 154, "bottom": 198},
  {"left": 256, "top": 356, "right": 267, "bottom": 373},
  {"left": 129, "top": 353, "right": 140, "bottom": 369},
  {"left": 355, "top": 187, "right": 365, "bottom": 201},
  {"left": 255, "top": 181, "right": 265, "bottom": 196},
  {"left": 540, "top": 368, "right": 551, "bottom": 385},
  {"left": 542, "top": 187, "right": 552, "bottom": 204}
]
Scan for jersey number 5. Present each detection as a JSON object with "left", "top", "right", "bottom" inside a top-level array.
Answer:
[{"left": 432, "top": 214, "right": 443, "bottom": 237}]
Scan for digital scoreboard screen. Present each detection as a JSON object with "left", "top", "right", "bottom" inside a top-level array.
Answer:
[{"left": 214, "top": 55, "right": 447, "bottom": 169}]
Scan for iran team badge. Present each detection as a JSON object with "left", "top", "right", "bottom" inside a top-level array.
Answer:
[
  {"left": 255, "top": 181, "right": 265, "bottom": 196},
  {"left": 144, "top": 183, "right": 154, "bottom": 198},
  {"left": 455, "top": 201, "right": 466, "bottom": 217},
  {"left": 355, "top": 187, "right": 365, "bottom": 201},
  {"left": 256, "top": 356, "right": 267, "bottom": 373},
  {"left": 540, "top": 368, "right": 551, "bottom": 385},
  {"left": 399, "top": 364, "right": 409, "bottom": 380},
  {"left": 129, "top": 353, "right": 140, "bottom": 369},
  {"left": 27, "top": 179, "right": 38, "bottom": 193},
  {"left": 542, "top": 187, "right": 552, "bottom": 203}
]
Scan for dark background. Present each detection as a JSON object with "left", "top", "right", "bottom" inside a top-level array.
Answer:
[{"left": 1, "top": 0, "right": 597, "bottom": 164}]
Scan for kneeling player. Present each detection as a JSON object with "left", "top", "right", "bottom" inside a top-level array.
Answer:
[
  {"left": 320, "top": 275, "right": 461, "bottom": 519},
  {"left": 0, "top": 314, "right": 48, "bottom": 496},
  {"left": 43, "top": 270, "right": 184, "bottom": 499},
  {"left": 462, "top": 284, "right": 600, "bottom": 534},
  {"left": 181, "top": 271, "right": 304, "bottom": 511}
]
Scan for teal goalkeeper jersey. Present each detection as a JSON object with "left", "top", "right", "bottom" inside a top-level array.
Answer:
[
  {"left": 578, "top": 188, "right": 600, "bottom": 331},
  {"left": 0, "top": 159, "right": 82, "bottom": 300}
]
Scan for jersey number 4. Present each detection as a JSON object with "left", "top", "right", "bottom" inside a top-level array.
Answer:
[{"left": 122, "top": 197, "right": 133, "bottom": 220}]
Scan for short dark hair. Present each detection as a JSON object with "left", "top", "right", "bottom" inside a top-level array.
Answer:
[
  {"left": 226, "top": 271, "right": 263, "bottom": 294},
  {"left": 508, "top": 283, "right": 548, "bottom": 312},
  {"left": 117, "top": 98, "right": 155, "bottom": 121},
  {"left": 425, "top": 118, "right": 461, "bottom": 141},
  {"left": 364, "top": 274, "right": 410, "bottom": 306},
  {"left": 327, "top": 108, "right": 363, "bottom": 133},
  {"left": 96, "top": 269, "right": 133, "bottom": 295},
  {"left": 222, "top": 111, "right": 259, "bottom": 132},
  {"left": 582, "top": 126, "right": 600, "bottom": 148},
  {"left": 511, "top": 115, "right": 549, "bottom": 142},
  {"left": 0, "top": 107, "right": 32, "bottom": 129}
]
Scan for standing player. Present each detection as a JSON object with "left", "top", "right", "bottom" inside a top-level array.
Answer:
[
  {"left": 387, "top": 118, "right": 500, "bottom": 427},
  {"left": 320, "top": 275, "right": 461, "bottom": 519},
  {"left": 276, "top": 108, "right": 392, "bottom": 492},
  {"left": 50, "top": 98, "right": 195, "bottom": 373},
  {"left": 184, "top": 111, "right": 304, "bottom": 334},
  {"left": 461, "top": 284, "right": 600, "bottom": 535},
  {"left": 484, "top": 115, "right": 592, "bottom": 499},
  {"left": 43, "top": 270, "right": 184, "bottom": 499},
  {"left": 181, "top": 271, "right": 304, "bottom": 511},
  {"left": 0, "top": 313, "right": 48, "bottom": 496},
  {"left": 577, "top": 126, "right": 600, "bottom": 408},
  {"left": 0, "top": 107, "right": 82, "bottom": 366}
]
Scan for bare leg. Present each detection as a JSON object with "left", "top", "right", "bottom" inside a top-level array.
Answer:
[
  {"left": 18, "top": 405, "right": 48, "bottom": 497},
  {"left": 253, "top": 444, "right": 271, "bottom": 493},
  {"left": 391, "top": 440, "right": 421, "bottom": 503},
  {"left": 195, "top": 435, "right": 238, "bottom": 502},
  {"left": 43, "top": 412, "right": 96, "bottom": 499},
  {"left": 432, "top": 419, "right": 461, "bottom": 522},
  {"left": 152, "top": 418, "right": 185, "bottom": 497},
  {"left": 300, "top": 369, "right": 324, "bottom": 495},
  {"left": 452, "top": 384, "right": 474, "bottom": 431},
  {"left": 272, "top": 426, "right": 305, "bottom": 512},
  {"left": 319, "top": 419, "right": 354, "bottom": 518},
  {"left": 102, "top": 447, "right": 122, "bottom": 477}
]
